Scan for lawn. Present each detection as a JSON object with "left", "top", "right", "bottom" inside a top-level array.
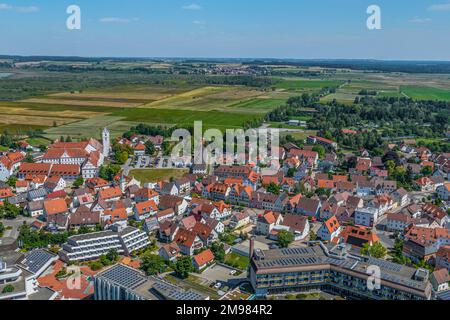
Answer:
[
  {"left": 130, "top": 169, "right": 189, "bottom": 183},
  {"left": 164, "top": 274, "right": 220, "bottom": 300},
  {"left": 401, "top": 86, "right": 450, "bottom": 102},
  {"left": 224, "top": 252, "right": 250, "bottom": 270}
]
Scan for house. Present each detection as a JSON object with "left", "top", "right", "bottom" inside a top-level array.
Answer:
[
  {"left": 281, "top": 214, "right": 310, "bottom": 240},
  {"left": 175, "top": 177, "right": 191, "bottom": 194},
  {"left": 134, "top": 188, "right": 159, "bottom": 204},
  {"left": 158, "top": 195, "right": 188, "bottom": 216},
  {"left": 295, "top": 197, "right": 321, "bottom": 218},
  {"left": 174, "top": 228, "right": 203, "bottom": 256},
  {"left": 415, "top": 177, "right": 436, "bottom": 192},
  {"left": 436, "top": 246, "right": 450, "bottom": 271},
  {"left": 134, "top": 143, "right": 146, "bottom": 155},
  {"left": 386, "top": 213, "right": 412, "bottom": 233},
  {"left": 403, "top": 226, "right": 450, "bottom": 263},
  {"left": 437, "top": 183, "right": 450, "bottom": 201},
  {"left": 68, "top": 206, "right": 101, "bottom": 229},
  {"left": 430, "top": 268, "right": 450, "bottom": 293},
  {"left": 133, "top": 200, "right": 158, "bottom": 221},
  {"left": 159, "top": 182, "right": 180, "bottom": 196},
  {"left": 338, "top": 225, "right": 380, "bottom": 248},
  {"left": 306, "top": 136, "right": 337, "bottom": 150},
  {"left": 317, "top": 216, "right": 342, "bottom": 242},
  {"left": 192, "top": 249, "right": 215, "bottom": 271},
  {"left": 392, "top": 188, "right": 409, "bottom": 208},
  {"left": 159, "top": 243, "right": 182, "bottom": 262},
  {"left": 202, "top": 183, "right": 230, "bottom": 201},
  {"left": 98, "top": 187, "right": 122, "bottom": 202},
  {"left": 192, "top": 222, "right": 217, "bottom": 246},
  {"left": 229, "top": 185, "right": 253, "bottom": 206},
  {"left": 256, "top": 211, "right": 283, "bottom": 236},
  {"left": 355, "top": 206, "right": 380, "bottom": 227},
  {"left": 156, "top": 208, "right": 176, "bottom": 222},
  {"left": 0, "top": 152, "right": 25, "bottom": 181},
  {"left": 0, "top": 187, "right": 14, "bottom": 201},
  {"left": 85, "top": 177, "right": 109, "bottom": 191},
  {"left": 181, "top": 215, "right": 198, "bottom": 230},
  {"left": 201, "top": 217, "right": 225, "bottom": 235},
  {"left": 43, "top": 176, "right": 66, "bottom": 193},
  {"left": 15, "top": 180, "right": 29, "bottom": 193},
  {"left": 230, "top": 212, "right": 250, "bottom": 229},
  {"left": 26, "top": 200, "right": 44, "bottom": 217},
  {"left": 43, "top": 198, "right": 68, "bottom": 221},
  {"left": 158, "top": 220, "right": 179, "bottom": 243}
]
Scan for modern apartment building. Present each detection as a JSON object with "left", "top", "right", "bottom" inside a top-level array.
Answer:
[
  {"left": 94, "top": 264, "right": 208, "bottom": 300},
  {"left": 249, "top": 242, "right": 432, "bottom": 300},
  {"left": 59, "top": 226, "right": 149, "bottom": 263}
]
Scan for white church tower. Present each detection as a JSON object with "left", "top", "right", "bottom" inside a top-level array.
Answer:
[{"left": 102, "top": 127, "right": 111, "bottom": 158}]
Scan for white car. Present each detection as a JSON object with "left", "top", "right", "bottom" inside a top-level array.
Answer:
[
  {"left": 214, "top": 282, "right": 222, "bottom": 289},
  {"left": 230, "top": 270, "right": 237, "bottom": 276}
]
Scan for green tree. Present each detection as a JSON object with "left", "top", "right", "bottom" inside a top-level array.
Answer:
[
  {"left": 210, "top": 242, "right": 226, "bottom": 263},
  {"left": 2, "top": 284, "right": 14, "bottom": 294},
  {"left": 266, "top": 182, "right": 281, "bottom": 195},
  {"left": 140, "top": 254, "right": 167, "bottom": 275},
  {"left": 277, "top": 230, "right": 294, "bottom": 248},
  {"left": 361, "top": 242, "right": 387, "bottom": 259},
  {"left": 106, "top": 248, "right": 119, "bottom": 263},
  {"left": 6, "top": 176, "right": 17, "bottom": 188},
  {"left": 145, "top": 140, "right": 155, "bottom": 155},
  {"left": 174, "top": 256, "right": 194, "bottom": 279},
  {"left": 420, "top": 166, "right": 433, "bottom": 176},
  {"left": 0, "top": 202, "right": 21, "bottom": 219},
  {"left": 312, "top": 145, "right": 326, "bottom": 159},
  {"left": 0, "top": 222, "right": 4, "bottom": 237},
  {"left": 73, "top": 176, "right": 84, "bottom": 188}
]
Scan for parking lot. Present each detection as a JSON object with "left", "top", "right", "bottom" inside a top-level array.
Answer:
[{"left": 197, "top": 264, "right": 247, "bottom": 287}]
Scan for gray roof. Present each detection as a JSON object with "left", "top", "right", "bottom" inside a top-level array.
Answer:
[
  {"left": 20, "top": 249, "right": 57, "bottom": 274},
  {"left": 7, "top": 194, "right": 27, "bottom": 205},
  {"left": 252, "top": 244, "right": 431, "bottom": 294},
  {"left": 27, "top": 188, "right": 48, "bottom": 200}
]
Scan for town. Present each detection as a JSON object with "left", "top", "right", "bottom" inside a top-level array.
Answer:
[{"left": 0, "top": 123, "right": 448, "bottom": 301}]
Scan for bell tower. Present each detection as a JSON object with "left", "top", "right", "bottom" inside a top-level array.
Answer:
[{"left": 102, "top": 127, "right": 110, "bottom": 158}]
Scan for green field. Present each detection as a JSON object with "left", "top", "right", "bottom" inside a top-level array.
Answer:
[
  {"left": 401, "top": 86, "right": 450, "bottom": 101},
  {"left": 112, "top": 108, "right": 262, "bottom": 130},
  {"left": 224, "top": 252, "right": 250, "bottom": 270},
  {"left": 130, "top": 169, "right": 189, "bottom": 183}
]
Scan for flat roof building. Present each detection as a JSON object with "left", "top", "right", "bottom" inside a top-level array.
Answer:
[
  {"left": 249, "top": 242, "right": 432, "bottom": 300},
  {"left": 94, "top": 264, "right": 209, "bottom": 300}
]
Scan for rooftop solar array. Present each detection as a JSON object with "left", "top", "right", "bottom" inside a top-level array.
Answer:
[
  {"left": 21, "top": 249, "right": 56, "bottom": 274},
  {"left": 99, "top": 264, "right": 147, "bottom": 289},
  {"left": 153, "top": 281, "right": 204, "bottom": 300}
]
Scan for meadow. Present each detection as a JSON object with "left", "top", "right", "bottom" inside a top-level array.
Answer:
[
  {"left": 401, "top": 86, "right": 450, "bottom": 102},
  {"left": 130, "top": 169, "right": 190, "bottom": 184}
]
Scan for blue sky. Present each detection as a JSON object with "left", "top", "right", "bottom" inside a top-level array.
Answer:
[{"left": 1, "top": 0, "right": 450, "bottom": 60}]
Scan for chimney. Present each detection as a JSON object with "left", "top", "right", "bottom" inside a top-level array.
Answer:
[{"left": 249, "top": 236, "right": 255, "bottom": 259}]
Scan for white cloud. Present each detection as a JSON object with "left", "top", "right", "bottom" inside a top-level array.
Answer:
[
  {"left": 15, "top": 6, "right": 39, "bottom": 13},
  {"left": 99, "top": 17, "right": 138, "bottom": 23},
  {"left": 182, "top": 4, "right": 202, "bottom": 11},
  {"left": 428, "top": 2, "right": 450, "bottom": 11},
  {"left": 0, "top": 3, "right": 12, "bottom": 10},
  {"left": 193, "top": 20, "right": 206, "bottom": 25},
  {"left": 410, "top": 17, "right": 432, "bottom": 23}
]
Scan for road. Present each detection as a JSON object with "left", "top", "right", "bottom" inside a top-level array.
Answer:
[{"left": 1, "top": 216, "right": 35, "bottom": 239}]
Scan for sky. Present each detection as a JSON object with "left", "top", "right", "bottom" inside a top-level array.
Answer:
[{"left": 1, "top": 0, "right": 450, "bottom": 60}]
